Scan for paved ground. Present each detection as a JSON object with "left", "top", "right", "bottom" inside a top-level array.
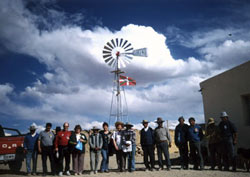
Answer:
[{"left": 0, "top": 154, "right": 249, "bottom": 177}]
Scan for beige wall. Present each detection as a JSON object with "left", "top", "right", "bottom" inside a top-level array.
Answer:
[{"left": 200, "top": 60, "right": 250, "bottom": 148}]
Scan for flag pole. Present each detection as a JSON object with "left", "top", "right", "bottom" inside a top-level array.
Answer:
[{"left": 116, "top": 52, "right": 120, "bottom": 122}]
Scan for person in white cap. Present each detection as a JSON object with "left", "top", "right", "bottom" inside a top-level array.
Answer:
[
  {"left": 218, "top": 111, "right": 237, "bottom": 172},
  {"left": 205, "top": 118, "right": 222, "bottom": 170},
  {"left": 23, "top": 125, "right": 39, "bottom": 176}
]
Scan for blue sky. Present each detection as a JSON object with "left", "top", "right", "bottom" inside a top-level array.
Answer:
[{"left": 0, "top": 0, "right": 250, "bottom": 132}]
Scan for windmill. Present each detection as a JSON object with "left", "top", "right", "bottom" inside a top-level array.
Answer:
[{"left": 102, "top": 38, "right": 147, "bottom": 124}]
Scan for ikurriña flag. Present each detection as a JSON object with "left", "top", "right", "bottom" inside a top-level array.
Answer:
[{"left": 119, "top": 75, "right": 136, "bottom": 86}]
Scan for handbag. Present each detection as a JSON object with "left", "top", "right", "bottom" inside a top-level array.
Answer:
[{"left": 75, "top": 140, "right": 83, "bottom": 151}]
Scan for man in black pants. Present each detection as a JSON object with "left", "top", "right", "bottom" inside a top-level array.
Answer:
[
  {"left": 218, "top": 111, "right": 237, "bottom": 171},
  {"left": 55, "top": 123, "right": 71, "bottom": 176},
  {"left": 140, "top": 120, "right": 155, "bottom": 171},
  {"left": 38, "top": 123, "right": 56, "bottom": 176},
  {"left": 175, "top": 116, "right": 189, "bottom": 170}
]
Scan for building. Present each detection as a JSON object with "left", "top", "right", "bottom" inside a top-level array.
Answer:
[{"left": 200, "top": 60, "right": 250, "bottom": 148}]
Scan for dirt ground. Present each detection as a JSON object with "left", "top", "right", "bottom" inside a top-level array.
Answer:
[{"left": 0, "top": 153, "right": 249, "bottom": 177}]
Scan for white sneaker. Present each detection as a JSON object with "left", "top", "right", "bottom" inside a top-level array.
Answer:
[
  {"left": 94, "top": 170, "right": 98, "bottom": 174},
  {"left": 59, "top": 172, "right": 63, "bottom": 176},
  {"left": 66, "top": 171, "right": 71, "bottom": 176}
]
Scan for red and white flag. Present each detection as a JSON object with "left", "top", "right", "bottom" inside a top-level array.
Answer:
[{"left": 119, "top": 75, "right": 136, "bottom": 86}]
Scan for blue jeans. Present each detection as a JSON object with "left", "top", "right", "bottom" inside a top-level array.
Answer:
[
  {"left": 131, "top": 144, "right": 136, "bottom": 171},
  {"left": 100, "top": 149, "right": 109, "bottom": 171},
  {"left": 26, "top": 150, "right": 38, "bottom": 173}
]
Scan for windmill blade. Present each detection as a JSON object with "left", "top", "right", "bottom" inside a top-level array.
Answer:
[
  {"left": 108, "top": 58, "right": 115, "bottom": 67},
  {"left": 103, "top": 50, "right": 111, "bottom": 54},
  {"left": 104, "top": 57, "right": 113, "bottom": 63},
  {"left": 111, "top": 59, "right": 117, "bottom": 68},
  {"left": 119, "top": 38, "right": 123, "bottom": 47},
  {"left": 111, "top": 39, "right": 116, "bottom": 48},
  {"left": 132, "top": 48, "right": 148, "bottom": 57},
  {"left": 121, "top": 56, "right": 131, "bottom": 65},
  {"left": 125, "top": 55, "right": 133, "bottom": 60},
  {"left": 122, "top": 40, "right": 128, "bottom": 48},
  {"left": 124, "top": 43, "right": 132, "bottom": 50},
  {"left": 125, "top": 47, "right": 133, "bottom": 52},
  {"left": 107, "top": 42, "right": 114, "bottom": 49},
  {"left": 119, "top": 59, "right": 127, "bottom": 68},
  {"left": 116, "top": 38, "right": 119, "bottom": 47},
  {"left": 104, "top": 46, "right": 112, "bottom": 51},
  {"left": 103, "top": 54, "right": 112, "bottom": 59}
]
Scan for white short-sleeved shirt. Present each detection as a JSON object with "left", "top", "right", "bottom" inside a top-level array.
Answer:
[{"left": 112, "top": 130, "right": 123, "bottom": 150}]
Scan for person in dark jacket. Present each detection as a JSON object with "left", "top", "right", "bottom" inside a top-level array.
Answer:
[
  {"left": 205, "top": 118, "right": 222, "bottom": 170},
  {"left": 140, "top": 120, "right": 155, "bottom": 171},
  {"left": 69, "top": 125, "right": 87, "bottom": 175},
  {"left": 54, "top": 126, "right": 61, "bottom": 175},
  {"left": 218, "top": 111, "right": 237, "bottom": 171},
  {"left": 174, "top": 116, "right": 189, "bottom": 170},
  {"left": 188, "top": 117, "right": 204, "bottom": 170},
  {"left": 23, "top": 125, "right": 39, "bottom": 176},
  {"left": 100, "top": 122, "right": 112, "bottom": 173},
  {"left": 122, "top": 122, "right": 136, "bottom": 172}
]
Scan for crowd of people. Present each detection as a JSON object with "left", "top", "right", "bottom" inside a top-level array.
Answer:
[{"left": 23, "top": 111, "right": 238, "bottom": 176}]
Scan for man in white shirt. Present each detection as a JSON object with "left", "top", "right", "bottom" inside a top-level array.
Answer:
[{"left": 112, "top": 121, "right": 125, "bottom": 172}]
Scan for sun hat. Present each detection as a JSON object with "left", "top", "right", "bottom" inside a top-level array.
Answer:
[
  {"left": 208, "top": 117, "right": 215, "bottom": 125},
  {"left": 155, "top": 117, "right": 164, "bottom": 123},
  {"left": 124, "top": 122, "right": 133, "bottom": 127},
  {"left": 220, "top": 111, "right": 228, "bottom": 118},
  {"left": 92, "top": 126, "right": 100, "bottom": 130},
  {"left": 141, "top": 120, "right": 149, "bottom": 124}
]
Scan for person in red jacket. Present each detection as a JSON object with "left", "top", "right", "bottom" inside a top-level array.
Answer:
[{"left": 55, "top": 122, "right": 72, "bottom": 176}]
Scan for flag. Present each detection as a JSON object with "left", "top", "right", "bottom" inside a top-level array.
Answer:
[{"left": 119, "top": 75, "right": 136, "bottom": 86}]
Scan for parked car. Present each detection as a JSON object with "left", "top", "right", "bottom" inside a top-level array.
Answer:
[{"left": 0, "top": 125, "right": 25, "bottom": 172}]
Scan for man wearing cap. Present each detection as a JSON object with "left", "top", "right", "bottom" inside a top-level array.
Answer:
[
  {"left": 89, "top": 126, "right": 103, "bottom": 174},
  {"left": 38, "top": 123, "right": 56, "bottom": 176},
  {"left": 23, "top": 125, "right": 39, "bottom": 176},
  {"left": 154, "top": 117, "right": 172, "bottom": 170},
  {"left": 174, "top": 116, "right": 189, "bottom": 170},
  {"left": 54, "top": 122, "right": 71, "bottom": 176},
  {"left": 140, "top": 120, "right": 155, "bottom": 171},
  {"left": 188, "top": 117, "right": 204, "bottom": 170},
  {"left": 122, "top": 122, "right": 136, "bottom": 172},
  {"left": 112, "top": 121, "right": 125, "bottom": 172},
  {"left": 205, "top": 118, "right": 222, "bottom": 170},
  {"left": 218, "top": 111, "right": 237, "bottom": 171}
]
